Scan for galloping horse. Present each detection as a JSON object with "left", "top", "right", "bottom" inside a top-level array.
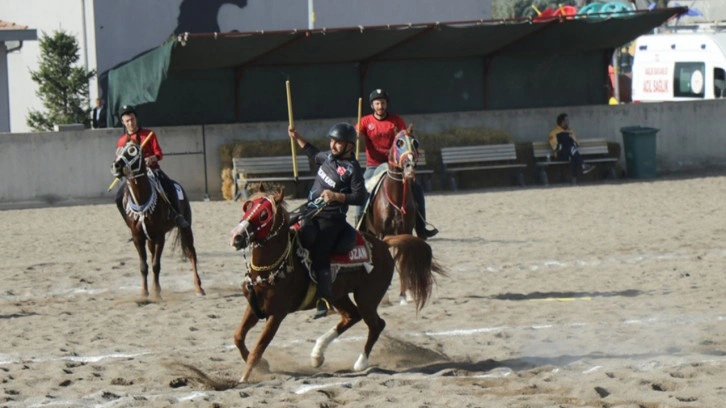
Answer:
[
  {"left": 111, "top": 142, "right": 205, "bottom": 299},
  {"left": 359, "top": 130, "right": 421, "bottom": 303},
  {"left": 229, "top": 186, "right": 445, "bottom": 383}
]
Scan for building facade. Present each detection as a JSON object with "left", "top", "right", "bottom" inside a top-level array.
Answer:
[{"left": 1, "top": 0, "right": 492, "bottom": 133}]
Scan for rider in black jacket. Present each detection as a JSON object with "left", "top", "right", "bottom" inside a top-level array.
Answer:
[{"left": 288, "top": 123, "right": 365, "bottom": 319}]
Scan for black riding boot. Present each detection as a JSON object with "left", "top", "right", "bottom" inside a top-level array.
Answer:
[
  {"left": 413, "top": 182, "right": 438, "bottom": 240},
  {"left": 314, "top": 267, "right": 334, "bottom": 319},
  {"left": 162, "top": 182, "right": 189, "bottom": 229}
]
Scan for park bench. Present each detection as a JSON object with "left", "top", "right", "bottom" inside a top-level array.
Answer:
[
  {"left": 358, "top": 150, "right": 435, "bottom": 191},
  {"left": 232, "top": 155, "right": 314, "bottom": 200},
  {"left": 440, "top": 144, "right": 526, "bottom": 191},
  {"left": 532, "top": 139, "right": 618, "bottom": 185}
]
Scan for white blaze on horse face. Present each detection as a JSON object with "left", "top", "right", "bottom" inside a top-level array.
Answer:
[{"left": 230, "top": 220, "right": 250, "bottom": 246}]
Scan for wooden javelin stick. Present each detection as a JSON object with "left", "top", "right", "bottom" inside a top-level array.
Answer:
[
  {"left": 286, "top": 80, "right": 299, "bottom": 180},
  {"left": 355, "top": 97, "right": 362, "bottom": 158},
  {"left": 107, "top": 131, "right": 155, "bottom": 191}
]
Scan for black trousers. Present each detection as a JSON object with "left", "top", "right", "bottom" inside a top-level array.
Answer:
[
  {"left": 556, "top": 133, "right": 585, "bottom": 177},
  {"left": 412, "top": 181, "right": 428, "bottom": 234},
  {"left": 298, "top": 215, "right": 347, "bottom": 301}
]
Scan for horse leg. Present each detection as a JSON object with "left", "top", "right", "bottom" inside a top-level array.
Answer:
[
  {"left": 310, "top": 296, "right": 361, "bottom": 368},
  {"left": 352, "top": 294, "right": 387, "bottom": 372},
  {"left": 352, "top": 244, "right": 393, "bottom": 371},
  {"left": 149, "top": 237, "right": 164, "bottom": 300},
  {"left": 131, "top": 235, "right": 149, "bottom": 297},
  {"left": 180, "top": 228, "right": 205, "bottom": 296},
  {"left": 239, "top": 313, "right": 284, "bottom": 383},
  {"left": 233, "top": 306, "right": 259, "bottom": 364},
  {"left": 398, "top": 268, "right": 409, "bottom": 306}
]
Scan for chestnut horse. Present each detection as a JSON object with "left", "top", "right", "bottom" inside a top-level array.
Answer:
[
  {"left": 359, "top": 130, "right": 421, "bottom": 304},
  {"left": 111, "top": 142, "right": 205, "bottom": 299},
  {"left": 229, "top": 187, "right": 445, "bottom": 383}
]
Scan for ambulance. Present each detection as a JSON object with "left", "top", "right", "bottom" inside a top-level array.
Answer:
[{"left": 631, "top": 32, "right": 726, "bottom": 102}]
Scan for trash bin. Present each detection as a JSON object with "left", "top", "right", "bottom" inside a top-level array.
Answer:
[{"left": 620, "top": 126, "right": 659, "bottom": 179}]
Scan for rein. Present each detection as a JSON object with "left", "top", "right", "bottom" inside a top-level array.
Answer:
[
  {"left": 242, "top": 202, "right": 293, "bottom": 287},
  {"left": 383, "top": 168, "right": 409, "bottom": 215}
]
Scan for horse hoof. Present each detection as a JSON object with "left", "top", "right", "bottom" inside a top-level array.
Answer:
[
  {"left": 311, "top": 355, "right": 324, "bottom": 368},
  {"left": 399, "top": 296, "right": 408, "bottom": 306},
  {"left": 196, "top": 290, "right": 206, "bottom": 296},
  {"left": 353, "top": 353, "right": 369, "bottom": 371}
]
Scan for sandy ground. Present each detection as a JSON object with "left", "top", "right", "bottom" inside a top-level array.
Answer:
[{"left": 2, "top": 175, "right": 726, "bottom": 407}]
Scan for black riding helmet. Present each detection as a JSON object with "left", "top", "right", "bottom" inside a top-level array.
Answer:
[
  {"left": 118, "top": 105, "right": 136, "bottom": 119},
  {"left": 369, "top": 89, "right": 389, "bottom": 104},
  {"left": 327, "top": 122, "right": 357, "bottom": 144}
]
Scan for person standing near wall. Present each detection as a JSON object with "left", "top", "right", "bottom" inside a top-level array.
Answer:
[{"left": 91, "top": 98, "right": 107, "bottom": 129}]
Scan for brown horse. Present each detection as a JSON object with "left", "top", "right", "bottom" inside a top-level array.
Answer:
[
  {"left": 229, "top": 186, "right": 444, "bottom": 383},
  {"left": 359, "top": 130, "right": 421, "bottom": 304},
  {"left": 111, "top": 142, "right": 205, "bottom": 299}
]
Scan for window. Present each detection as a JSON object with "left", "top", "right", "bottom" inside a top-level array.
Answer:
[
  {"left": 674, "top": 62, "right": 705, "bottom": 98},
  {"left": 714, "top": 68, "right": 726, "bottom": 98}
]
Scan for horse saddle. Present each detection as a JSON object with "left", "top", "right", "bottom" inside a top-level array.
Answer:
[
  {"left": 294, "top": 224, "right": 374, "bottom": 286},
  {"left": 330, "top": 224, "right": 370, "bottom": 263},
  {"left": 356, "top": 164, "right": 388, "bottom": 229}
]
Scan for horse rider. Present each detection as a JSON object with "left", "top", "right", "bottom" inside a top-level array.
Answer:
[
  {"left": 357, "top": 88, "right": 438, "bottom": 239},
  {"left": 288, "top": 122, "right": 366, "bottom": 319},
  {"left": 115, "top": 105, "right": 190, "bottom": 229}
]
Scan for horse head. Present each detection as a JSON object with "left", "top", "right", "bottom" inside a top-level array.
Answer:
[
  {"left": 111, "top": 142, "right": 145, "bottom": 180},
  {"left": 387, "top": 130, "right": 420, "bottom": 180},
  {"left": 230, "top": 186, "right": 287, "bottom": 250}
]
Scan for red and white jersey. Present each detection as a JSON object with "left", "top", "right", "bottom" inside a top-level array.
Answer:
[{"left": 359, "top": 113, "right": 406, "bottom": 167}]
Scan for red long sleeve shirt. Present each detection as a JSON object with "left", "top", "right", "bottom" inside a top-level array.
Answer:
[{"left": 116, "top": 128, "right": 163, "bottom": 169}]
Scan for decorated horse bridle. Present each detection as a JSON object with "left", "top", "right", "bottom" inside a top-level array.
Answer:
[
  {"left": 388, "top": 133, "right": 420, "bottom": 169},
  {"left": 113, "top": 143, "right": 160, "bottom": 230},
  {"left": 114, "top": 143, "right": 145, "bottom": 180},
  {"left": 238, "top": 195, "right": 293, "bottom": 279},
  {"left": 385, "top": 133, "right": 420, "bottom": 215}
]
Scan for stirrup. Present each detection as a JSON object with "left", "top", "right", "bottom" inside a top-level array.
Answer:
[
  {"left": 174, "top": 214, "right": 190, "bottom": 228},
  {"left": 424, "top": 226, "right": 439, "bottom": 238},
  {"left": 313, "top": 298, "right": 335, "bottom": 319}
]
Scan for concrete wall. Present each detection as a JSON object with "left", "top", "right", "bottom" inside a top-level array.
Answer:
[{"left": 2, "top": 100, "right": 726, "bottom": 208}]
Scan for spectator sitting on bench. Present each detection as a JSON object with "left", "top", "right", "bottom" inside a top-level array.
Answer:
[{"left": 548, "top": 113, "right": 595, "bottom": 177}]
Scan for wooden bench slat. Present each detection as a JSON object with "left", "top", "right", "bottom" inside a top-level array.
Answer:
[
  {"left": 531, "top": 139, "right": 618, "bottom": 185},
  {"left": 233, "top": 155, "right": 314, "bottom": 200},
  {"left": 440, "top": 143, "right": 525, "bottom": 190},
  {"left": 446, "top": 163, "right": 527, "bottom": 172}
]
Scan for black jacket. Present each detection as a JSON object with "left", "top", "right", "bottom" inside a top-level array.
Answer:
[{"left": 303, "top": 143, "right": 365, "bottom": 219}]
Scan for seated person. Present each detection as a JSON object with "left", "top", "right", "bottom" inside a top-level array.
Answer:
[
  {"left": 548, "top": 113, "right": 595, "bottom": 176},
  {"left": 288, "top": 122, "right": 365, "bottom": 319}
]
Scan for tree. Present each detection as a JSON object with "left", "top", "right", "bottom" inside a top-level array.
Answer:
[{"left": 27, "top": 30, "right": 96, "bottom": 131}]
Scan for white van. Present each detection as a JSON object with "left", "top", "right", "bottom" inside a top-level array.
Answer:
[{"left": 631, "top": 33, "right": 726, "bottom": 102}]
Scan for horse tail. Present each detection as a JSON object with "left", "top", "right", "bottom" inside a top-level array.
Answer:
[
  {"left": 169, "top": 225, "right": 196, "bottom": 261},
  {"left": 382, "top": 234, "right": 446, "bottom": 311},
  {"left": 171, "top": 193, "right": 196, "bottom": 260}
]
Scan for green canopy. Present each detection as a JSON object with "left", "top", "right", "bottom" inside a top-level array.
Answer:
[{"left": 107, "top": 7, "right": 685, "bottom": 127}]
